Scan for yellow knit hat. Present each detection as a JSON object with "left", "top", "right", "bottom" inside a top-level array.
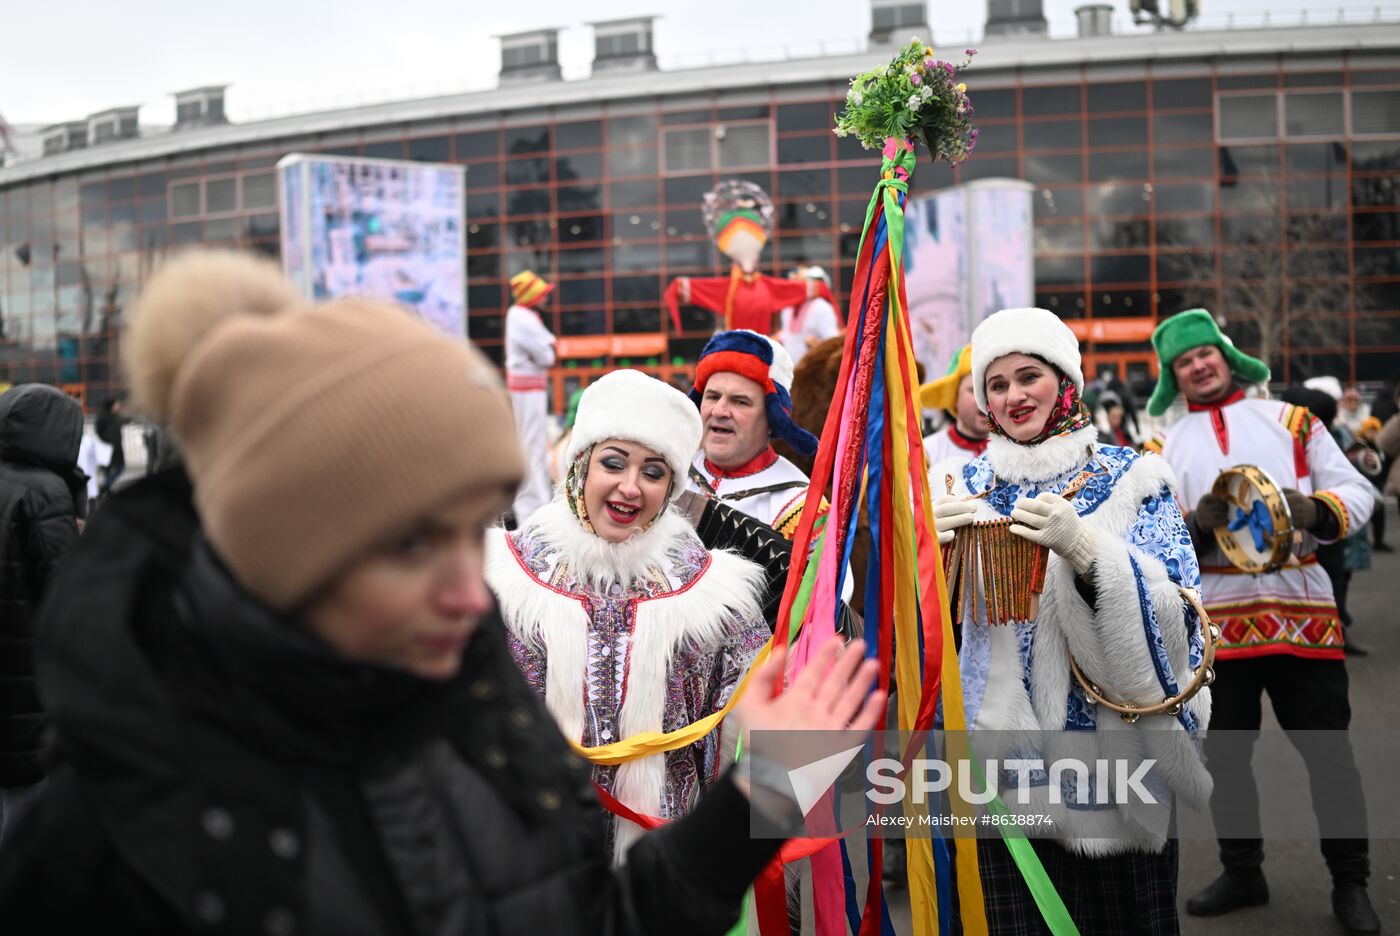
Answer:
[
  {"left": 509, "top": 270, "right": 554, "bottom": 307},
  {"left": 919, "top": 344, "right": 973, "bottom": 413},
  {"left": 125, "top": 251, "right": 524, "bottom": 610}
]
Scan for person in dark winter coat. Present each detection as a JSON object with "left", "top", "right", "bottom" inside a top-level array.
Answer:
[
  {"left": 0, "top": 383, "right": 83, "bottom": 848},
  {"left": 0, "top": 251, "right": 884, "bottom": 935},
  {"left": 94, "top": 396, "right": 126, "bottom": 493}
]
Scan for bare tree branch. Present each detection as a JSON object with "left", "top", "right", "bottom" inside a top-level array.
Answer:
[{"left": 1159, "top": 177, "right": 1349, "bottom": 374}]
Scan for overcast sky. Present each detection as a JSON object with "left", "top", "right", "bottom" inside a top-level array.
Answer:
[{"left": 3, "top": 0, "right": 1300, "bottom": 127}]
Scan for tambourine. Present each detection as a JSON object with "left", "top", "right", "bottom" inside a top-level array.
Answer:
[{"left": 1211, "top": 465, "right": 1295, "bottom": 575}]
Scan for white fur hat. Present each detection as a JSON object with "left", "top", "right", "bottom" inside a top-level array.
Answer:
[
  {"left": 1303, "top": 376, "right": 1343, "bottom": 401},
  {"left": 970, "top": 307, "right": 1084, "bottom": 411},
  {"left": 566, "top": 369, "right": 702, "bottom": 485}
]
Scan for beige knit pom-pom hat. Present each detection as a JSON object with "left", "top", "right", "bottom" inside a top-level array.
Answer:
[{"left": 125, "top": 250, "right": 524, "bottom": 610}]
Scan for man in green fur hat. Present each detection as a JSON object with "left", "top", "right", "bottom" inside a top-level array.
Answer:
[{"left": 1147, "top": 309, "right": 1381, "bottom": 936}]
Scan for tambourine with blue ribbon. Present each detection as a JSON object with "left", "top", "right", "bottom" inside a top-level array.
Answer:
[{"left": 1211, "top": 465, "right": 1296, "bottom": 575}]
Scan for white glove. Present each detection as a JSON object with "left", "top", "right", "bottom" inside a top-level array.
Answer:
[
  {"left": 1009, "top": 491, "right": 1095, "bottom": 575},
  {"left": 933, "top": 494, "right": 977, "bottom": 546}
]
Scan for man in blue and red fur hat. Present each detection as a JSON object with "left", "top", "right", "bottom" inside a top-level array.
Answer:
[
  {"left": 1146, "top": 308, "right": 1380, "bottom": 936},
  {"left": 684, "top": 329, "right": 824, "bottom": 540}
]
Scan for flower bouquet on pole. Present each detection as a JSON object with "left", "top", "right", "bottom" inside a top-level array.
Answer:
[{"left": 747, "top": 39, "right": 1082, "bottom": 936}]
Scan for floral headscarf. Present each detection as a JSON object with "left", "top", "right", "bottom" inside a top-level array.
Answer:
[
  {"left": 563, "top": 444, "right": 677, "bottom": 536},
  {"left": 985, "top": 370, "right": 1092, "bottom": 447}
]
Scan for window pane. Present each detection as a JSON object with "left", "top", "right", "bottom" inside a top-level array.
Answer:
[
  {"left": 1153, "top": 78, "right": 1212, "bottom": 110},
  {"left": 1352, "top": 176, "right": 1400, "bottom": 208},
  {"left": 1352, "top": 141, "right": 1400, "bottom": 171},
  {"left": 1023, "top": 119, "right": 1082, "bottom": 151},
  {"left": 1285, "top": 92, "right": 1344, "bottom": 137},
  {"left": 1286, "top": 143, "right": 1347, "bottom": 174},
  {"left": 1034, "top": 221, "right": 1082, "bottom": 253},
  {"left": 665, "top": 128, "right": 712, "bottom": 173},
  {"left": 778, "top": 132, "right": 830, "bottom": 165},
  {"left": 505, "top": 125, "right": 550, "bottom": 154},
  {"left": 555, "top": 121, "right": 602, "bottom": 150},
  {"left": 608, "top": 115, "right": 656, "bottom": 149},
  {"left": 1091, "top": 218, "right": 1149, "bottom": 249},
  {"left": 465, "top": 161, "right": 500, "bottom": 189},
  {"left": 970, "top": 88, "right": 1016, "bottom": 120},
  {"left": 1088, "top": 82, "right": 1145, "bottom": 113},
  {"left": 1154, "top": 182, "right": 1215, "bottom": 213},
  {"left": 408, "top": 136, "right": 450, "bottom": 162},
  {"left": 505, "top": 156, "right": 550, "bottom": 186},
  {"left": 958, "top": 157, "right": 1018, "bottom": 182},
  {"left": 1155, "top": 216, "right": 1215, "bottom": 248},
  {"left": 719, "top": 124, "right": 770, "bottom": 168},
  {"left": 1023, "top": 85, "right": 1081, "bottom": 117},
  {"left": 1088, "top": 116, "right": 1147, "bottom": 148},
  {"left": 1219, "top": 95, "right": 1278, "bottom": 141},
  {"left": 1091, "top": 254, "right": 1150, "bottom": 284},
  {"left": 974, "top": 123, "right": 1017, "bottom": 153},
  {"left": 776, "top": 102, "right": 832, "bottom": 133},
  {"left": 1023, "top": 154, "right": 1082, "bottom": 185},
  {"left": 1219, "top": 145, "right": 1278, "bottom": 177},
  {"left": 1088, "top": 182, "right": 1151, "bottom": 214},
  {"left": 557, "top": 151, "right": 602, "bottom": 180},
  {"left": 171, "top": 182, "right": 200, "bottom": 218},
  {"left": 205, "top": 178, "right": 237, "bottom": 214},
  {"left": 455, "top": 130, "right": 499, "bottom": 159},
  {"left": 608, "top": 146, "right": 658, "bottom": 177},
  {"left": 1154, "top": 146, "right": 1215, "bottom": 179},
  {"left": 557, "top": 184, "right": 602, "bottom": 212},
  {"left": 1153, "top": 112, "right": 1213, "bottom": 144},
  {"left": 1352, "top": 90, "right": 1400, "bottom": 135},
  {"left": 1088, "top": 150, "right": 1148, "bottom": 181},
  {"left": 242, "top": 173, "right": 276, "bottom": 209},
  {"left": 608, "top": 180, "right": 659, "bottom": 208}
]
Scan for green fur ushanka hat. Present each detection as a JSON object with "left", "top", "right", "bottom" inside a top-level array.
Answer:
[{"left": 1148, "top": 308, "right": 1270, "bottom": 416}]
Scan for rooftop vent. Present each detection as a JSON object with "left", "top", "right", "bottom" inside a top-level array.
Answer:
[
  {"left": 986, "top": 0, "right": 1049, "bottom": 36},
  {"left": 1075, "top": 4, "right": 1114, "bottom": 35},
  {"left": 498, "top": 29, "right": 563, "bottom": 84},
  {"left": 589, "top": 16, "right": 657, "bottom": 75},
  {"left": 40, "top": 121, "right": 88, "bottom": 157},
  {"left": 869, "top": 0, "right": 931, "bottom": 44},
  {"left": 87, "top": 106, "right": 140, "bottom": 146},
  {"left": 173, "top": 85, "right": 229, "bottom": 130}
]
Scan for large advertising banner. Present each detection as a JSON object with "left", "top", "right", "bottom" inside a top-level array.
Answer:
[
  {"left": 277, "top": 154, "right": 467, "bottom": 338},
  {"left": 968, "top": 179, "right": 1035, "bottom": 326},
  {"left": 903, "top": 187, "right": 968, "bottom": 382},
  {"left": 902, "top": 178, "right": 1034, "bottom": 381}
]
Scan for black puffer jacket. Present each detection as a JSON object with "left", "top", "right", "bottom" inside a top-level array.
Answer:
[
  {"left": 0, "top": 469, "right": 781, "bottom": 934},
  {"left": 0, "top": 383, "right": 82, "bottom": 788}
]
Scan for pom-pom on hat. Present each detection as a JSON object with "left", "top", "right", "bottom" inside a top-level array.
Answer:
[
  {"left": 689, "top": 329, "right": 819, "bottom": 456},
  {"left": 125, "top": 250, "right": 523, "bottom": 611},
  {"left": 1147, "top": 309, "right": 1270, "bottom": 416},
  {"left": 970, "top": 308, "right": 1084, "bottom": 412},
  {"left": 565, "top": 369, "right": 703, "bottom": 489}
]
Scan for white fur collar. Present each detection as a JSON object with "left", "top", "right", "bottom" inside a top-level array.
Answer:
[
  {"left": 516, "top": 496, "right": 695, "bottom": 592},
  {"left": 985, "top": 425, "right": 1099, "bottom": 484}
]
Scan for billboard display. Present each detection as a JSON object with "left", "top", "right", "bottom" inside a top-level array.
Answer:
[
  {"left": 277, "top": 154, "right": 467, "bottom": 338},
  {"left": 902, "top": 178, "right": 1034, "bottom": 380}
]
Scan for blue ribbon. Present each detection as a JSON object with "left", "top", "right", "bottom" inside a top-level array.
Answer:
[{"left": 1228, "top": 500, "right": 1274, "bottom": 553}]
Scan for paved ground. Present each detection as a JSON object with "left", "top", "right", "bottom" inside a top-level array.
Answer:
[{"left": 876, "top": 498, "right": 1400, "bottom": 935}]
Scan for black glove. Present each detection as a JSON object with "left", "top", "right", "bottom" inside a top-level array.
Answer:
[
  {"left": 1194, "top": 493, "right": 1230, "bottom": 531},
  {"left": 1282, "top": 488, "right": 1320, "bottom": 531}
]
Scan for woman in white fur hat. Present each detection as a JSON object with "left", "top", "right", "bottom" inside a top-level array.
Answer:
[
  {"left": 486, "top": 369, "right": 773, "bottom": 861},
  {"left": 928, "top": 308, "right": 1211, "bottom": 935}
]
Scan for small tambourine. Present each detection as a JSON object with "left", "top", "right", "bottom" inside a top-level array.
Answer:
[{"left": 1210, "top": 465, "right": 1295, "bottom": 575}]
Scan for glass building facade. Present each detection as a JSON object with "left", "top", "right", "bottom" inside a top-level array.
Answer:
[{"left": 2, "top": 23, "right": 1397, "bottom": 410}]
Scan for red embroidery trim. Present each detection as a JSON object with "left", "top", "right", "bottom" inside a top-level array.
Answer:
[
  {"left": 1210, "top": 408, "right": 1230, "bottom": 455},
  {"left": 947, "top": 425, "right": 989, "bottom": 455},
  {"left": 1187, "top": 387, "right": 1246, "bottom": 413},
  {"left": 704, "top": 446, "right": 779, "bottom": 480}
]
